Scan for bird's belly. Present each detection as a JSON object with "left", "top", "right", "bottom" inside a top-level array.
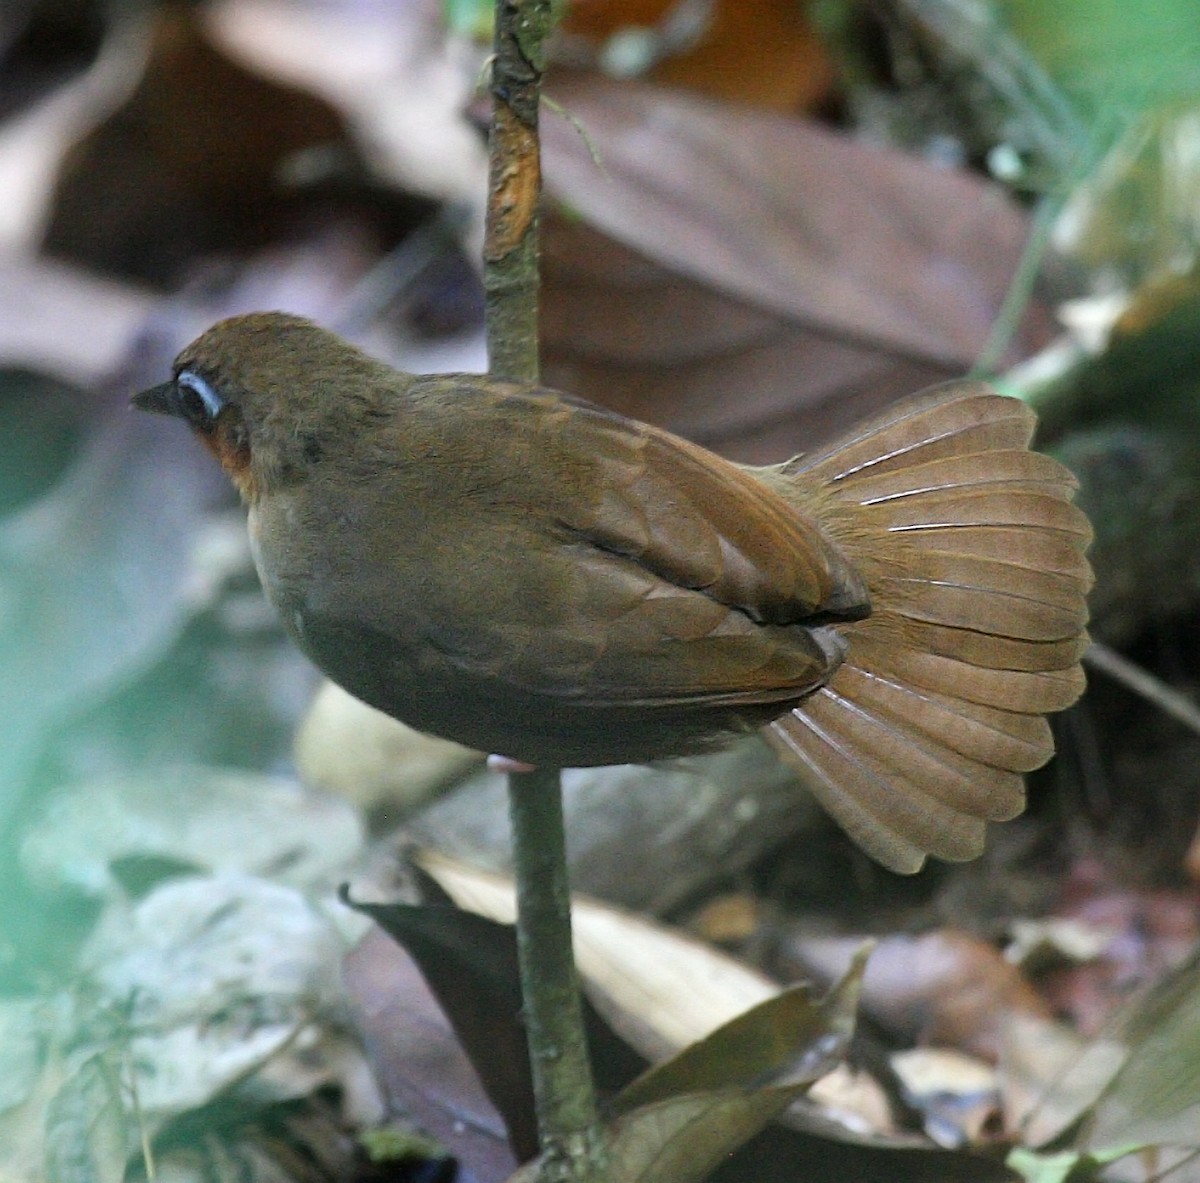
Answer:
[{"left": 280, "top": 598, "right": 835, "bottom": 766}]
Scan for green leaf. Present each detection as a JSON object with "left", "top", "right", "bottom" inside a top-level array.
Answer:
[
  {"left": 443, "top": 0, "right": 493, "bottom": 39},
  {"left": 613, "top": 943, "right": 868, "bottom": 1114},
  {"left": 999, "top": 0, "right": 1200, "bottom": 109},
  {"left": 1007, "top": 1145, "right": 1141, "bottom": 1183},
  {"left": 506, "top": 950, "right": 870, "bottom": 1181},
  {"left": 609, "top": 1084, "right": 810, "bottom": 1183},
  {"left": 1082, "top": 950, "right": 1200, "bottom": 1149}
]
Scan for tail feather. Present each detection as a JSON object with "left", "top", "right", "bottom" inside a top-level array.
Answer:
[
  {"left": 902, "top": 525, "right": 1092, "bottom": 583},
  {"left": 795, "top": 383, "right": 1035, "bottom": 483},
  {"left": 906, "top": 623, "right": 1088, "bottom": 672},
  {"left": 779, "top": 691, "right": 993, "bottom": 860},
  {"left": 882, "top": 576, "right": 1056, "bottom": 639},
  {"left": 847, "top": 638, "right": 1086, "bottom": 713},
  {"left": 806, "top": 686, "right": 1028, "bottom": 820},
  {"left": 876, "top": 560, "right": 1084, "bottom": 640},
  {"left": 899, "top": 553, "right": 1085, "bottom": 616},
  {"left": 873, "top": 488, "right": 1091, "bottom": 537},
  {"left": 768, "top": 717, "right": 936, "bottom": 871},
  {"left": 833, "top": 665, "right": 1053, "bottom": 772},
  {"left": 848, "top": 449, "right": 1073, "bottom": 504},
  {"left": 763, "top": 381, "right": 1092, "bottom": 873}
]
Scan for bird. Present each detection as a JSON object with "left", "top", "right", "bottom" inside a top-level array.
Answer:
[{"left": 133, "top": 312, "right": 1092, "bottom": 873}]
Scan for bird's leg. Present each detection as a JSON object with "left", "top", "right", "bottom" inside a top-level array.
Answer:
[{"left": 488, "top": 753, "right": 538, "bottom": 773}]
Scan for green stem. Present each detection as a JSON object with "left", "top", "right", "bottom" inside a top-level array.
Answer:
[
  {"left": 970, "top": 188, "right": 1063, "bottom": 379},
  {"left": 483, "top": 1, "right": 606, "bottom": 1178},
  {"left": 508, "top": 768, "right": 607, "bottom": 1181}
]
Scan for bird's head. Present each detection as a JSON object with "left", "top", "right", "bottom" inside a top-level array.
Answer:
[{"left": 132, "top": 311, "right": 394, "bottom": 500}]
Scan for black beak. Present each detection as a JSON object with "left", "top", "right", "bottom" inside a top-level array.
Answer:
[{"left": 132, "top": 381, "right": 176, "bottom": 415}]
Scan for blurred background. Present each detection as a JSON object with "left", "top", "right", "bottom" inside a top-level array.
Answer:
[{"left": 5, "top": 1, "right": 1200, "bottom": 1180}]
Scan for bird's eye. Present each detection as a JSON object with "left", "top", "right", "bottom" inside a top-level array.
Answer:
[{"left": 175, "top": 370, "right": 224, "bottom": 426}]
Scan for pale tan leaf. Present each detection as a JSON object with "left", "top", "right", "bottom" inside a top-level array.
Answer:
[{"left": 416, "top": 850, "right": 778, "bottom": 1062}]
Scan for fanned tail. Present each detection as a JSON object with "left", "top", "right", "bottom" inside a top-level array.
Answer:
[{"left": 762, "top": 381, "right": 1093, "bottom": 873}]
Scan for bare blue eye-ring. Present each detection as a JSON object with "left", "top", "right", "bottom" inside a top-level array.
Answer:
[{"left": 177, "top": 370, "right": 224, "bottom": 417}]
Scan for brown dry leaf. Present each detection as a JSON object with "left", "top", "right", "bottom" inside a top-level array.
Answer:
[
  {"left": 1039, "top": 872, "right": 1200, "bottom": 1038},
  {"left": 0, "top": 11, "right": 145, "bottom": 253},
  {"left": 540, "top": 77, "right": 1051, "bottom": 461},
  {"left": 342, "top": 926, "right": 520, "bottom": 1182},
  {"left": 539, "top": 208, "right": 953, "bottom": 463},
  {"left": 561, "top": 0, "right": 673, "bottom": 32},
  {"left": 688, "top": 891, "right": 762, "bottom": 945},
  {"left": 540, "top": 215, "right": 953, "bottom": 462},
  {"left": 541, "top": 77, "right": 1043, "bottom": 354},
  {"left": 788, "top": 931, "right": 1054, "bottom": 1063},
  {"left": 808, "top": 1065, "right": 896, "bottom": 1137},
  {"left": 561, "top": 0, "right": 837, "bottom": 112},
  {"left": 41, "top": 3, "right": 365, "bottom": 286}
]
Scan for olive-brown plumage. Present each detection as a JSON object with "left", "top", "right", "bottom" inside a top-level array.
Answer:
[{"left": 135, "top": 312, "right": 1092, "bottom": 872}]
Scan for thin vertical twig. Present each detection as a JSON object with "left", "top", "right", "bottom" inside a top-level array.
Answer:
[
  {"left": 485, "top": 0, "right": 550, "bottom": 383},
  {"left": 508, "top": 768, "right": 608, "bottom": 1181},
  {"left": 483, "top": 2, "right": 607, "bottom": 1179}
]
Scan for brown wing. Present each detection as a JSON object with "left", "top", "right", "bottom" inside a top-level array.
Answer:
[
  {"left": 527, "top": 388, "right": 870, "bottom": 625},
  {"left": 311, "top": 377, "right": 871, "bottom": 711}
]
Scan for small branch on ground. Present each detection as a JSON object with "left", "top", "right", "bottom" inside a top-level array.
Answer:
[{"left": 1085, "top": 641, "right": 1200, "bottom": 740}]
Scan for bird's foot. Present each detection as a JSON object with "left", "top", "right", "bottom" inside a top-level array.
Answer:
[{"left": 487, "top": 754, "right": 538, "bottom": 774}]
